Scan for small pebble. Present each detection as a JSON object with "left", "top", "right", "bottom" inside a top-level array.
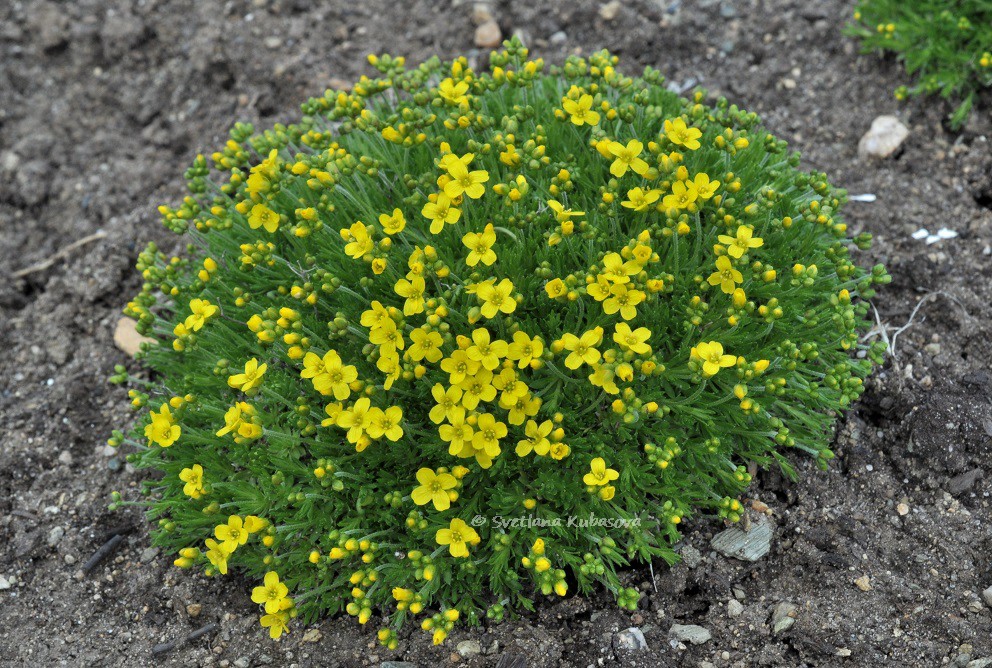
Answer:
[
  {"left": 474, "top": 20, "right": 502, "bottom": 48},
  {"left": 456, "top": 640, "right": 481, "bottom": 657},
  {"left": 613, "top": 626, "right": 649, "bottom": 652},
  {"left": 858, "top": 115, "right": 909, "bottom": 159},
  {"left": 599, "top": 1, "right": 622, "bottom": 21},
  {"left": 727, "top": 599, "right": 744, "bottom": 618},
  {"left": 771, "top": 602, "right": 798, "bottom": 634},
  {"left": 854, "top": 575, "right": 872, "bottom": 591},
  {"left": 669, "top": 624, "right": 711, "bottom": 645},
  {"left": 0, "top": 575, "right": 11, "bottom": 590},
  {"left": 263, "top": 36, "right": 281, "bottom": 49},
  {"left": 982, "top": 585, "right": 992, "bottom": 608},
  {"left": 896, "top": 503, "right": 909, "bottom": 516},
  {"left": 187, "top": 603, "right": 202, "bottom": 618},
  {"left": 47, "top": 526, "right": 65, "bottom": 547}
]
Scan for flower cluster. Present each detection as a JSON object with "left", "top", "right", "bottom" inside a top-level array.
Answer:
[
  {"left": 111, "top": 38, "right": 888, "bottom": 645},
  {"left": 848, "top": 0, "right": 992, "bottom": 127}
]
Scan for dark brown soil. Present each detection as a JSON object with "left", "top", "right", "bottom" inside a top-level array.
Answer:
[{"left": 1, "top": 1, "right": 991, "bottom": 667}]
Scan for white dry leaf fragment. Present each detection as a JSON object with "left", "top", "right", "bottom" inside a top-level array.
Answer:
[
  {"left": 849, "top": 193, "right": 877, "bottom": 202},
  {"left": 911, "top": 227, "right": 958, "bottom": 244},
  {"left": 912, "top": 228, "right": 930, "bottom": 240}
]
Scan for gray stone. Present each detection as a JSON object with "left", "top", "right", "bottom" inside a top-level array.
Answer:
[
  {"left": 549, "top": 31, "right": 567, "bottom": 44},
  {"left": 613, "top": 626, "right": 648, "bottom": 652},
  {"left": 771, "top": 602, "right": 798, "bottom": 634},
  {"left": 47, "top": 526, "right": 65, "bottom": 547},
  {"left": 233, "top": 659, "right": 249, "bottom": 668},
  {"left": 727, "top": 599, "right": 744, "bottom": 618},
  {"left": 456, "top": 640, "right": 482, "bottom": 657},
  {"left": 967, "top": 659, "right": 992, "bottom": 668},
  {"left": 0, "top": 575, "right": 11, "bottom": 590},
  {"left": 679, "top": 545, "right": 702, "bottom": 569},
  {"left": 711, "top": 519, "right": 773, "bottom": 561},
  {"left": 858, "top": 115, "right": 909, "bottom": 159},
  {"left": 982, "top": 585, "right": 992, "bottom": 608},
  {"left": 669, "top": 624, "right": 711, "bottom": 645},
  {"left": 140, "top": 547, "right": 160, "bottom": 563},
  {"left": 380, "top": 663, "right": 418, "bottom": 668}
]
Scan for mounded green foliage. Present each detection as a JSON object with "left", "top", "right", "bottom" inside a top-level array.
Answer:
[
  {"left": 112, "top": 38, "right": 888, "bottom": 643},
  {"left": 848, "top": 0, "right": 992, "bottom": 128}
]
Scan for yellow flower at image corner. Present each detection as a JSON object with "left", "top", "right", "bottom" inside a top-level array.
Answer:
[
  {"left": 441, "top": 153, "right": 489, "bottom": 200},
  {"left": 422, "top": 192, "right": 461, "bottom": 234},
  {"left": 613, "top": 323, "right": 652, "bottom": 355},
  {"left": 252, "top": 571, "right": 290, "bottom": 614},
  {"left": 562, "top": 94, "right": 600, "bottom": 126},
  {"left": 204, "top": 537, "right": 234, "bottom": 575},
  {"left": 561, "top": 327, "right": 604, "bottom": 370},
  {"left": 606, "top": 139, "right": 649, "bottom": 178},
  {"left": 342, "top": 221, "right": 374, "bottom": 259},
  {"left": 717, "top": 225, "right": 764, "bottom": 259},
  {"left": 547, "top": 195, "right": 583, "bottom": 218},
  {"left": 662, "top": 180, "right": 698, "bottom": 211},
  {"left": 438, "top": 77, "right": 470, "bottom": 106},
  {"left": 583, "top": 457, "right": 619, "bottom": 487},
  {"left": 248, "top": 203, "right": 280, "bottom": 233},
  {"left": 411, "top": 467, "right": 458, "bottom": 511},
  {"left": 179, "top": 464, "right": 205, "bottom": 499},
  {"left": 215, "top": 515, "right": 250, "bottom": 547},
  {"left": 692, "top": 340, "right": 737, "bottom": 377},
  {"left": 621, "top": 187, "right": 661, "bottom": 212},
  {"left": 477, "top": 278, "right": 516, "bottom": 319},
  {"left": 462, "top": 223, "right": 497, "bottom": 267},
  {"left": 185, "top": 298, "right": 218, "bottom": 331},
  {"left": 515, "top": 419, "right": 553, "bottom": 457},
  {"left": 664, "top": 117, "right": 703, "bottom": 150},
  {"left": 144, "top": 403, "right": 181, "bottom": 447},
  {"left": 707, "top": 255, "right": 744, "bottom": 294},
  {"left": 379, "top": 208, "right": 407, "bottom": 235},
  {"left": 394, "top": 275, "right": 427, "bottom": 315},
  {"left": 435, "top": 517, "right": 481, "bottom": 558},
  {"left": 227, "top": 358, "right": 267, "bottom": 393}
]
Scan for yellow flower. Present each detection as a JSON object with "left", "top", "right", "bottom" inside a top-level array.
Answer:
[
  {"left": 179, "top": 464, "right": 205, "bottom": 499},
  {"left": 367, "top": 406, "right": 404, "bottom": 441},
  {"left": 507, "top": 331, "right": 544, "bottom": 368},
  {"left": 499, "top": 392, "right": 540, "bottom": 426},
  {"left": 440, "top": 349, "right": 481, "bottom": 385},
  {"left": 394, "top": 275, "right": 427, "bottom": 315},
  {"left": 342, "top": 221, "right": 373, "bottom": 259},
  {"left": 145, "top": 404, "right": 180, "bottom": 447},
  {"left": 588, "top": 364, "right": 620, "bottom": 394},
  {"left": 438, "top": 77, "right": 470, "bottom": 106},
  {"left": 409, "top": 328, "right": 444, "bottom": 363},
  {"left": 252, "top": 571, "right": 290, "bottom": 614},
  {"left": 583, "top": 457, "right": 619, "bottom": 486},
  {"left": 477, "top": 278, "right": 516, "bottom": 319},
  {"left": 439, "top": 406, "right": 474, "bottom": 455},
  {"left": 545, "top": 277, "right": 567, "bottom": 298},
  {"left": 607, "top": 139, "right": 649, "bottom": 177},
  {"left": 458, "top": 369, "right": 497, "bottom": 410},
  {"left": 303, "top": 350, "right": 358, "bottom": 400},
  {"left": 603, "top": 283, "right": 645, "bottom": 320},
  {"left": 692, "top": 172, "right": 721, "bottom": 199},
  {"left": 378, "top": 208, "right": 406, "bottom": 234},
  {"left": 664, "top": 117, "right": 703, "bottom": 150},
  {"left": 435, "top": 518, "right": 480, "bottom": 558},
  {"left": 361, "top": 300, "right": 394, "bottom": 330},
  {"left": 613, "top": 323, "right": 652, "bottom": 355},
  {"left": 662, "top": 180, "right": 698, "bottom": 211},
  {"left": 515, "top": 419, "right": 553, "bottom": 457},
  {"left": 248, "top": 203, "right": 280, "bottom": 233},
  {"left": 463, "top": 223, "right": 497, "bottom": 266},
  {"left": 260, "top": 606, "right": 291, "bottom": 639},
  {"left": 244, "top": 516, "right": 266, "bottom": 533},
  {"left": 562, "top": 94, "right": 600, "bottom": 126},
  {"left": 707, "top": 255, "right": 743, "bottom": 294},
  {"left": 185, "top": 298, "right": 218, "bottom": 331},
  {"left": 600, "top": 252, "right": 640, "bottom": 284},
  {"left": 422, "top": 193, "right": 461, "bottom": 234},
  {"left": 228, "top": 358, "right": 267, "bottom": 393},
  {"left": 466, "top": 328, "right": 508, "bottom": 371},
  {"left": 216, "top": 402, "right": 262, "bottom": 441},
  {"left": 204, "top": 538, "right": 235, "bottom": 575},
  {"left": 430, "top": 383, "right": 464, "bottom": 424},
  {"left": 561, "top": 327, "right": 604, "bottom": 369},
  {"left": 336, "top": 397, "right": 374, "bottom": 445},
  {"left": 717, "top": 225, "right": 764, "bottom": 259},
  {"left": 547, "top": 199, "right": 584, "bottom": 224},
  {"left": 621, "top": 187, "right": 661, "bottom": 212},
  {"left": 215, "top": 515, "right": 250, "bottom": 547},
  {"left": 692, "top": 340, "right": 737, "bottom": 376},
  {"left": 442, "top": 153, "right": 489, "bottom": 200},
  {"left": 411, "top": 468, "right": 458, "bottom": 511}
]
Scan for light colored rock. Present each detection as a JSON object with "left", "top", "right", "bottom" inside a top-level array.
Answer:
[
  {"left": 968, "top": 659, "right": 992, "bottom": 668},
  {"left": 599, "top": 0, "right": 622, "bottom": 20},
  {"left": 474, "top": 20, "right": 502, "bottom": 48},
  {"left": 456, "top": 640, "right": 482, "bottom": 657},
  {"left": 982, "top": 585, "right": 992, "bottom": 608},
  {"left": 679, "top": 545, "right": 702, "bottom": 569},
  {"left": 727, "top": 599, "right": 744, "bottom": 618},
  {"left": 471, "top": 3, "right": 494, "bottom": 25},
  {"left": 302, "top": 628, "right": 322, "bottom": 642},
  {"left": 771, "top": 602, "right": 798, "bottom": 634},
  {"left": 47, "top": 526, "right": 65, "bottom": 547},
  {"left": 896, "top": 502, "right": 909, "bottom": 516},
  {"left": 613, "top": 627, "right": 648, "bottom": 652},
  {"left": 858, "top": 115, "right": 909, "bottom": 159},
  {"left": 186, "top": 603, "right": 202, "bottom": 618},
  {"left": 711, "top": 518, "right": 773, "bottom": 561},
  {"left": 854, "top": 575, "right": 872, "bottom": 591},
  {"left": 0, "top": 575, "right": 11, "bottom": 590},
  {"left": 114, "top": 317, "right": 155, "bottom": 356},
  {"left": 669, "top": 624, "right": 711, "bottom": 645}
]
